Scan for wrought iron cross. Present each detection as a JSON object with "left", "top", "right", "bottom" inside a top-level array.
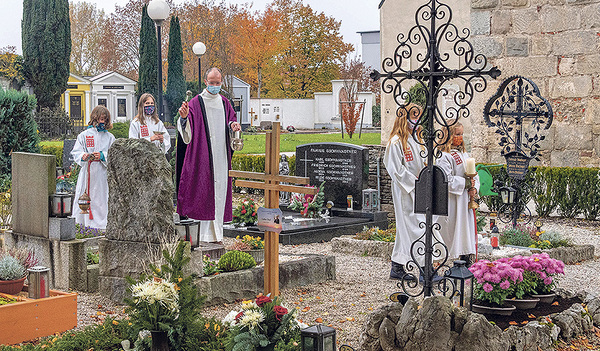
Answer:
[{"left": 371, "top": 0, "right": 501, "bottom": 297}]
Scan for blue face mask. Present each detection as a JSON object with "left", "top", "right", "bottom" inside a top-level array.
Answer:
[
  {"left": 96, "top": 123, "right": 107, "bottom": 132},
  {"left": 206, "top": 85, "right": 221, "bottom": 95},
  {"left": 144, "top": 105, "right": 155, "bottom": 115}
]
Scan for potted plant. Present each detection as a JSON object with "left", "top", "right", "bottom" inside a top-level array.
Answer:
[
  {"left": 0, "top": 247, "right": 39, "bottom": 295},
  {"left": 526, "top": 253, "right": 564, "bottom": 304},
  {"left": 469, "top": 259, "right": 522, "bottom": 315},
  {"left": 227, "top": 235, "right": 265, "bottom": 264},
  {"left": 496, "top": 256, "right": 540, "bottom": 309},
  {"left": 232, "top": 199, "right": 259, "bottom": 227},
  {"left": 222, "top": 294, "right": 305, "bottom": 350}
]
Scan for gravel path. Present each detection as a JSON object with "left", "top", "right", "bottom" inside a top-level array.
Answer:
[{"left": 74, "top": 216, "right": 600, "bottom": 348}]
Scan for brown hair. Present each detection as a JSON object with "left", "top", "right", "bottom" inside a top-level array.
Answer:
[
  {"left": 387, "top": 103, "right": 423, "bottom": 150},
  {"left": 88, "top": 105, "right": 112, "bottom": 130},
  {"left": 135, "top": 93, "right": 159, "bottom": 125},
  {"left": 439, "top": 121, "right": 465, "bottom": 153}
]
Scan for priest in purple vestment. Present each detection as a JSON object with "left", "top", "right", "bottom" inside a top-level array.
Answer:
[{"left": 176, "top": 67, "right": 241, "bottom": 243}]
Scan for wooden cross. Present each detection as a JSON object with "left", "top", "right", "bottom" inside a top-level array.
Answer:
[
  {"left": 249, "top": 108, "right": 257, "bottom": 126},
  {"left": 229, "top": 121, "right": 318, "bottom": 296}
]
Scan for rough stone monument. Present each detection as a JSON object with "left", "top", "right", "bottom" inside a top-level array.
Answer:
[{"left": 99, "top": 138, "right": 177, "bottom": 301}]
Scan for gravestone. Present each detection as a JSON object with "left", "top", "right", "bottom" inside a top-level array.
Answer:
[
  {"left": 11, "top": 152, "right": 55, "bottom": 237},
  {"left": 99, "top": 138, "right": 180, "bottom": 301},
  {"left": 62, "top": 139, "right": 76, "bottom": 170},
  {"left": 296, "top": 143, "right": 369, "bottom": 210}
]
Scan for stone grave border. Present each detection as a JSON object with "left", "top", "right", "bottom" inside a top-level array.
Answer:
[
  {"left": 359, "top": 289, "right": 600, "bottom": 351},
  {"left": 197, "top": 253, "right": 335, "bottom": 306},
  {"left": 331, "top": 236, "right": 595, "bottom": 264}
]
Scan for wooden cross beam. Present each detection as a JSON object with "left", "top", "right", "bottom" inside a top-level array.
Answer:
[{"left": 229, "top": 121, "right": 318, "bottom": 296}]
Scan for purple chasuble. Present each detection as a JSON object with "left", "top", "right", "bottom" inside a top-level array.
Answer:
[{"left": 177, "top": 95, "right": 237, "bottom": 221}]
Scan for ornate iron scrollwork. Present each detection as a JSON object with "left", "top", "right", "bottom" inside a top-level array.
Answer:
[{"left": 373, "top": 0, "right": 501, "bottom": 298}]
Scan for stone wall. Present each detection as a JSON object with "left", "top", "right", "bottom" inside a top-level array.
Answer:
[
  {"left": 470, "top": 0, "right": 600, "bottom": 167},
  {"left": 365, "top": 145, "right": 394, "bottom": 219}
]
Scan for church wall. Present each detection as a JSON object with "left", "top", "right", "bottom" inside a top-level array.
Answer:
[{"left": 380, "top": 0, "right": 600, "bottom": 167}]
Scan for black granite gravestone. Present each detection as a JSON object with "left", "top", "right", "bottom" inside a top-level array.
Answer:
[
  {"left": 296, "top": 143, "right": 369, "bottom": 210},
  {"left": 62, "top": 139, "right": 77, "bottom": 170}
]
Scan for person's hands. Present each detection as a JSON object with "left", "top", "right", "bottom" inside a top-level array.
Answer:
[
  {"left": 92, "top": 152, "right": 101, "bottom": 160},
  {"left": 82, "top": 153, "right": 89, "bottom": 161},
  {"left": 150, "top": 134, "right": 164, "bottom": 142},
  {"left": 231, "top": 122, "right": 241, "bottom": 131},
  {"left": 178, "top": 101, "right": 189, "bottom": 119}
]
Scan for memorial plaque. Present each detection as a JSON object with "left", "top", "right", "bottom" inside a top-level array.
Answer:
[
  {"left": 414, "top": 165, "right": 448, "bottom": 216},
  {"left": 296, "top": 143, "right": 369, "bottom": 210},
  {"left": 62, "top": 139, "right": 76, "bottom": 170},
  {"left": 504, "top": 151, "right": 531, "bottom": 180}
]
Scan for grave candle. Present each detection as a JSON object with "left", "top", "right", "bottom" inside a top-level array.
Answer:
[{"left": 465, "top": 157, "right": 476, "bottom": 175}]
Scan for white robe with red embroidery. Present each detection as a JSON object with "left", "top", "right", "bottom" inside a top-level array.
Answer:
[
  {"left": 129, "top": 116, "right": 171, "bottom": 154},
  {"left": 71, "top": 127, "right": 115, "bottom": 230},
  {"left": 384, "top": 135, "right": 430, "bottom": 266},
  {"left": 437, "top": 149, "right": 480, "bottom": 258}
]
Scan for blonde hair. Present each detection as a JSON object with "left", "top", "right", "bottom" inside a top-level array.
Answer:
[
  {"left": 88, "top": 105, "right": 112, "bottom": 130},
  {"left": 387, "top": 103, "right": 423, "bottom": 150},
  {"left": 439, "top": 122, "right": 465, "bottom": 153},
  {"left": 135, "top": 93, "right": 159, "bottom": 125}
]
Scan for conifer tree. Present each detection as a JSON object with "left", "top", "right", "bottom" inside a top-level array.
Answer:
[
  {"left": 138, "top": 4, "right": 158, "bottom": 101},
  {"left": 22, "top": 0, "right": 71, "bottom": 110},
  {"left": 165, "top": 16, "right": 185, "bottom": 124}
]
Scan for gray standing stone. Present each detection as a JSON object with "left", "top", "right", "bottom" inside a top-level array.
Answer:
[
  {"left": 551, "top": 303, "right": 594, "bottom": 339},
  {"left": 472, "top": 0, "right": 499, "bottom": 9},
  {"left": 505, "top": 322, "right": 555, "bottom": 351},
  {"left": 106, "top": 138, "right": 175, "bottom": 244},
  {"left": 454, "top": 313, "right": 510, "bottom": 351},
  {"left": 395, "top": 296, "right": 453, "bottom": 350}
]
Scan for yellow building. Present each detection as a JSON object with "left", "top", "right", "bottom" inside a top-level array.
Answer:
[{"left": 61, "top": 72, "right": 137, "bottom": 124}]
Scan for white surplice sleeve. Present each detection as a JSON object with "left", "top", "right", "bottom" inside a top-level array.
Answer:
[{"left": 383, "top": 138, "right": 418, "bottom": 194}]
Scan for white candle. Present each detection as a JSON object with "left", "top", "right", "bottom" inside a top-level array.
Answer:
[{"left": 465, "top": 157, "right": 476, "bottom": 174}]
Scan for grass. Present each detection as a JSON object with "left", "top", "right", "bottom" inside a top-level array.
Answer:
[
  {"left": 40, "top": 132, "right": 382, "bottom": 154},
  {"left": 242, "top": 132, "right": 381, "bottom": 154},
  {"left": 39, "top": 140, "right": 63, "bottom": 147}
]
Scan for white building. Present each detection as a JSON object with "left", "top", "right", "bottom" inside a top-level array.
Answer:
[
  {"left": 249, "top": 80, "right": 375, "bottom": 130},
  {"left": 358, "top": 30, "right": 381, "bottom": 70}
]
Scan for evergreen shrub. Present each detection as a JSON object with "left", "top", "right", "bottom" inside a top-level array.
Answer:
[
  {"left": 0, "top": 88, "right": 39, "bottom": 176},
  {"left": 110, "top": 122, "right": 130, "bottom": 139},
  {"left": 218, "top": 250, "right": 256, "bottom": 272}
]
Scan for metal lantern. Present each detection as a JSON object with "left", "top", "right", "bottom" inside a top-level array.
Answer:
[
  {"left": 230, "top": 130, "right": 244, "bottom": 151},
  {"left": 50, "top": 193, "right": 73, "bottom": 218},
  {"left": 362, "top": 189, "right": 379, "bottom": 212},
  {"left": 27, "top": 266, "right": 50, "bottom": 299},
  {"left": 499, "top": 186, "right": 516, "bottom": 204},
  {"left": 301, "top": 324, "right": 336, "bottom": 351},
  {"left": 175, "top": 219, "right": 200, "bottom": 249},
  {"left": 78, "top": 192, "right": 91, "bottom": 214},
  {"left": 445, "top": 260, "right": 474, "bottom": 309}
]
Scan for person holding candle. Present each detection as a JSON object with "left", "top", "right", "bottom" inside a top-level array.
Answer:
[
  {"left": 384, "top": 103, "right": 431, "bottom": 281},
  {"left": 437, "top": 122, "right": 480, "bottom": 266}
]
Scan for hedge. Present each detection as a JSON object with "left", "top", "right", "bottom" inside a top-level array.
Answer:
[{"left": 480, "top": 165, "right": 600, "bottom": 220}]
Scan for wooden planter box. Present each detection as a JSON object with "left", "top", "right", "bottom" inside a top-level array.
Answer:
[{"left": 0, "top": 286, "right": 77, "bottom": 345}]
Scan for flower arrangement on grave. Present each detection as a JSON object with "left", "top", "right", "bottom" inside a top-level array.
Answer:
[
  {"left": 222, "top": 294, "right": 305, "bottom": 351},
  {"left": 203, "top": 254, "right": 221, "bottom": 276},
  {"left": 232, "top": 198, "right": 259, "bottom": 226},
  {"left": 288, "top": 182, "right": 325, "bottom": 218},
  {"left": 229, "top": 235, "right": 265, "bottom": 251},
  {"left": 125, "top": 241, "right": 206, "bottom": 350},
  {"left": 469, "top": 259, "right": 523, "bottom": 306},
  {"left": 75, "top": 224, "right": 104, "bottom": 239},
  {"left": 286, "top": 125, "right": 296, "bottom": 132},
  {"left": 495, "top": 256, "right": 539, "bottom": 299},
  {"left": 501, "top": 253, "right": 565, "bottom": 295},
  {"left": 354, "top": 225, "right": 396, "bottom": 242},
  {"left": 529, "top": 230, "right": 571, "bottom": 249}
]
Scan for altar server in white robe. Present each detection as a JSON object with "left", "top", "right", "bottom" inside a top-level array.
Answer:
[
  {"left": 437, "top": 122, "right": 479, "bottom": 265},
  {"left": 129, "top": 93, "right": 171, "bottom": 154},
  {"left": 383, "top": 104, "right": 429, "bottom": 280},
  {"left": 71, "top": 105, "right": 116, "bottom": 230}
]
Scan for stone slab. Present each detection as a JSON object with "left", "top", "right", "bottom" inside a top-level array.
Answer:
[
  {"left": 224, "top": 209, "right": 388, "bottom": 245},
  {"left": 87, "top": 264, "right": 99, "bottom": 292},
  {"left": 49, "top": 217, "right": 76, "bottom": 241},
  {"left": 198, "top": 253, "right": 336, "bottom": 306},
  {"left": 11, "top": 152, "right": 55, "bottom": 238}
]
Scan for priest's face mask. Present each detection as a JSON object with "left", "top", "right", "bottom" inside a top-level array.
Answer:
[{"left": 205, "top": 69, "right": 223, "bottom": 94}]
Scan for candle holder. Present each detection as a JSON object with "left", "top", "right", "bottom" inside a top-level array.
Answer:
[{"left": 465, "top": 172, "right": 479, "bottom": 210}]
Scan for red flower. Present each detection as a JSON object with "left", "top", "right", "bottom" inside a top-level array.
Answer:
[
  {"left": 273, "top": 305, "right": 288, "bottom": 321},
  {"left": 235, "top": 311, "right": 244, "bottom": 320},
  {"left": 241, "top": 210, "right": 246, "bottom": 214},
  {"left": 252, "top": 212, "right": 256, "bottom": 217},
  {"left": 256, "top": 295, "right": 272, "bottom": 307}
]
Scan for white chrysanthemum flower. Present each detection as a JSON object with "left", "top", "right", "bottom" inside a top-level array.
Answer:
[
  {"left": 131, "top": 279, "right": 180, "bottom": 314},
  {"left": 222, "top": 310, "right": 240, "bottom": 325},
  {"left": 239, "top": 310, "right": 265, "bottom": 329},
  {"left": 297, "top": 320, "right": 309, "bottom": 329},
  {"left": 240, "top": 300, "right": 258, "bottom": 310}
]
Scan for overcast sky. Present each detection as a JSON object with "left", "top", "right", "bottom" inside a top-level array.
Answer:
[{"left": 1, "top": 0, "right": 380, "bottom": 57}]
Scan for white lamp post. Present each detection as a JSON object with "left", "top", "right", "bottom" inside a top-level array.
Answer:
[
  {"left": 147, "top": 0, "right": 170, "bottom": 122},
  {"left": 192, "top": 42, "right": 206, "bottom": 93}
]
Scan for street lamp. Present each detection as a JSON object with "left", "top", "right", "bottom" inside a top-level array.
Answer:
[
  {"left": 147, "top": 0, "right": 170, "bottom": 122},
  {"left": 192, "top": 42, "right": 206, "bottom": 93}
]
